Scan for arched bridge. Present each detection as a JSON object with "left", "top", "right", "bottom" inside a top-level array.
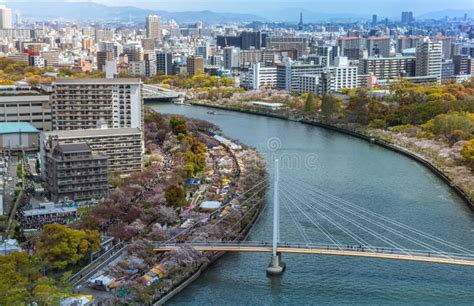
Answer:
[{"left": 143, "top": 84, "right": 182, "bottom": 101}]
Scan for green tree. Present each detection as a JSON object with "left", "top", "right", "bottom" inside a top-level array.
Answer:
[
  {"left": 321, "top": 94, "right": 340, "bottom": 121},
  {"left": 461, "top": 138, "right": 474, "bottom": 169},
  {"left": 35, "top": 224, "right": 100, "bottom": 270},
  {"left": 169, "top": 116, "right": 187, "bottom": 135},
  {"left": 304, "top": 93, "right": 316, "bottom": 113},
  {"left": 165, "top": 185, "right": 186, "bottom": 208}
]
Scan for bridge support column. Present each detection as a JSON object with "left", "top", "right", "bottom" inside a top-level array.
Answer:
[{"left": 267, "top": 252, "right": 286, "bottom": 275}]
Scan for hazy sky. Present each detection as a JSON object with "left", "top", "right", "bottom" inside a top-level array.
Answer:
[{"left": 5, "top": 0, "right": 474, "bottom": 16}]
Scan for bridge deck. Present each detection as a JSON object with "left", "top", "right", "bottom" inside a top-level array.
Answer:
[{"left": 153, "top": 242, "right": 474, "bottom": 267}]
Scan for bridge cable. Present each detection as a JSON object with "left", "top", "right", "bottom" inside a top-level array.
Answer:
[
  {"left": 280, "top": 183, "right": 374, "bottom": 251},
  {"left": 278, "top": 185, "right": 342, "bottom": 248},
  {"left": 280, "top": 191, "right": 311, "bottom": 244},
  {"left": 281, "top": 178, "right": 413, "bottom": 255},
  {"left": 283, "top": 177, "right": 453, "bottom": 258},
  {"left": 284, "top": 176, "right": 473, "bottom": 255}
]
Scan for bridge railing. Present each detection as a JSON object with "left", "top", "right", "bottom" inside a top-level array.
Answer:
[{"left": 152, "top": 240, "right": 474, "bottom": 261}]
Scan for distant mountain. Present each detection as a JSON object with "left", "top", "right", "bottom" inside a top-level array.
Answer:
[
  {"left": 8, "top": 2, "right": 265, "bottom": 24},
  {"left": 417, "top": 9, "right": 474, "bottom": 20},
  {"left": 266, "top": 8, "right": 368, "bottom": 22}
]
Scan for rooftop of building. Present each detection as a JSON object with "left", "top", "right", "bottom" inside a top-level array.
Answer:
[
  {"left": 44, "top": 127, "right": 142, "bottom": 138},
  {"left": 53, "top": 78, "right": 142, "bottom": 85},
  {"left": 0, "top": 122, "right": 39, "bottom": 135},
  {"left": 56, "top": 143, "right": 92, "bottom": 154},
  {"left": 0, "top": 95, "right": 50, "bottom": 102}
]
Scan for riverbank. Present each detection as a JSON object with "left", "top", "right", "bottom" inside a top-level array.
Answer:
[{"left": 189, "top": 101, "right": 474, "bottom": 210}]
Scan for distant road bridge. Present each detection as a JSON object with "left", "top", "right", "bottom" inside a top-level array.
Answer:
[
  {"left": 153, "top": 241, "right": 474, "bottom": 267},
  {"left": 143, "top": 84, "right": 183, "bottom": 101}
]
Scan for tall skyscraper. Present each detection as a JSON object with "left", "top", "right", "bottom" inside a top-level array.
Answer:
[
  {"left": 146, "top": 15, "right": 162, "bottom": 41},
  {"left": 0, "top": 5, "right": 12, "bottom": 29},
  {"left": 415, "top": 38, "right": 442, "bottom": 82},
  {"left": 401, "top": 11, "right": 414, "bottom": 24},
  {"left": 372, "top": 14, "right": 378, "bottom": 25}
]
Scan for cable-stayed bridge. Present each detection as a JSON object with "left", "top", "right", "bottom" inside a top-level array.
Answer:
[{"left": 154, "top": 160, "right": 474, "bottom": 274}]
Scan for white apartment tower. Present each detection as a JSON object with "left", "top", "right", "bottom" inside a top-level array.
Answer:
[
  {"left": 0, "top": 5, "right": 12, "bottom": 29},
  {"left": 416, "top": 38, "right": 442, "bottom": 82},
  {"left": 51, "top": 78, "right": 144, "bottom": 132}
]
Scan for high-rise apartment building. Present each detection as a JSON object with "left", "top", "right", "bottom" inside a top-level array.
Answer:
[
  {"left": 359, "top": 55, "right": 416, "bottom": 79},
  {"left": 51, "top": 78, "right": 144, "bottom": 131},
  {"left": 156, "top": 52, "right": 173, "bottom": 75},
  {"left": 0, "top": 5, "right": 12, "bottom": 29},
  {"left": 415, "top": 38, "right": 442, "bottom": 82},
  {"left": 146, "top": 15, "right": 162, "bottom": 41}
]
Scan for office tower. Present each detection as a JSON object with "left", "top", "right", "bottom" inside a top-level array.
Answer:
[
  {"left": 415, "top": 38, "right": 442, "bottom": 82},
  {"left": 223, "top": 47, "right": 241, "bottom": 69},
  {"left": 266, "top": 37, "right": 309, "bottom": 58},
  {"left": 359, "top": 55, "right": 416, "bottom": 79},
  {"left": 156, "top": 52, "right": 173, "bottom": 75},
  {"left": 241, "top": 31, "right": 261, "bottom": 50},
  {"left": 195, "top": 45, "right": 209, "bottom": 62},
  {"left": 97, "top": 51, "right": 113, "bottom": 71},
  {"left": 316, "top": 46, "right": 340, "bottom": 66},
  {"left": 216, "top": 35, "right": 243, "bottom": 49},
  {"left": 453, "top": 55, "right": 473, "bottom": 75},
  {"left": 367, "top": 37, "right": 391, "bottom": 57},
  {"left": 187, "top": 56, "right": 204, "bottom": 76},
  {"left": 401, "top": 11, "right": 414, "bottom": 24},
  {"left": 337, "top": 37, "right": 365, "bottom": 60},
  {"left": 45, "top": 143, "right": 108, "bottom": 202},
  {"left": 123, "top": 42, "right": 143, "bottom": 62},
  {"left": 441, "top": 60, "right": 455, "bottom": 81},
  {"left": 99, "top": 41, "right": 122, "bottom": 58},
  {"left": 0, "top": 5, "right": 12, "bottom": 29},
  {"left": 52, "top": 78, "right": 144, "bottom": 131},
  {"left": 433, "top": 36, "right": 455, "bottom": 60},
  {"left": 146, "top": 15, "right": 162, "bottom": 41},
  {"left": 372, "top": 14, "right": 378, "bottom": 25},
  {"left": 239, "top": 49, "right": 263, "bottom": 67},
  {"left": 397, "top": 36, "right": 419, "bottom": 53}
]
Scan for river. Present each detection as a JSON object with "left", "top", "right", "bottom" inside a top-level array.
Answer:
[{"left": 150, "top": 103, "right": 474, "bottom": 305}]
